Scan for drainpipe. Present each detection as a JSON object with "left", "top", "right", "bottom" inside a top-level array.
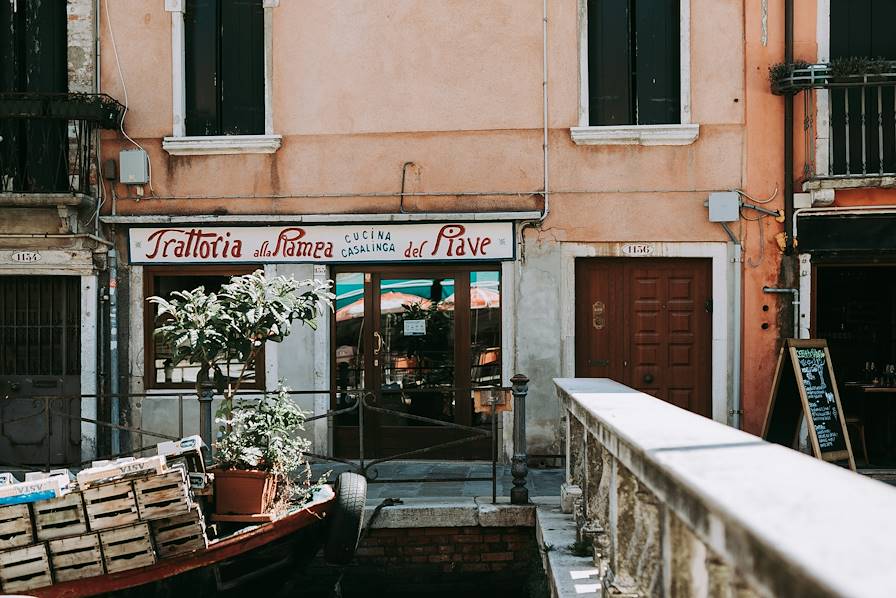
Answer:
[
  {"left": 721, "top": 223, "right": 742, "bottom": 430},
  {"left": 513, "top": 0, "right": 550, "bottom": 384},
  {"left": 516, "top": 0, "right": 551, "bottom": 247},
  {"left": 783, "top": 0, "right": 794, "bottom": 254},
  {"left": 763, "top": 287, "right": 800, "bottom": 339},
  {"left": 109, "top": 245, "right": 120, "bottom": 454}
]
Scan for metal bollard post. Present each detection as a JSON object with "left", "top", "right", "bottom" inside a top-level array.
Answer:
[
  {"left": 510, "top": 373, "right": 529, "bottom": 505},
  {"left": 198, "top": 382, "right": 215, "bottom": 465}
]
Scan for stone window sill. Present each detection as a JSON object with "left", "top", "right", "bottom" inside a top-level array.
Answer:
[
  {"left": 162, "top": 134, "right": 282, "bottom": 156},
  {"left": 570, "top": 124, "right": 700, "bottom": 146}
]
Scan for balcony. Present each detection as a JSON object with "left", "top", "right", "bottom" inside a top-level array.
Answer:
[
  {"left": 0, "top": 92, "right": 125, "bottom": 199},
  {"left": 772, "top": 60, "right": 896, "bottom": 190}
]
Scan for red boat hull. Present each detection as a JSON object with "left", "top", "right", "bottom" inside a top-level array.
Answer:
[{"left": 31, "top": 486, "right": 336, "bottom": 598}]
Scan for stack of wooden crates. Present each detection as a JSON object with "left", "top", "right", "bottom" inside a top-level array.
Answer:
[{"left": 0, "top": 446, "right": 208, "bottom": 594}]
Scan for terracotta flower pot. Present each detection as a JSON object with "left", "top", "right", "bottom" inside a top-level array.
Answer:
[{"left": 213, "top": 468, "right": 278, "bottom": 515}]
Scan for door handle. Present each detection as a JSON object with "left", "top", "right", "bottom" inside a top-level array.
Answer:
[
  {"left": 373, "top": 331, "right": 383, "bottom": 355},
  {"left": 588, "top": 359, "right": 609, "bottom": 367},
  {"left": 643, "top": 373, "right": 654, "bottom": 384}
]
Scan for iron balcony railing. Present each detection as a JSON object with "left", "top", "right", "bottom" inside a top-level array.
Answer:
[
  {"left": 771, "top": 61, "right": 896, "bottom": 180},
  {"left": 0, "top": 92, "right": 125, "bottom": 195}
]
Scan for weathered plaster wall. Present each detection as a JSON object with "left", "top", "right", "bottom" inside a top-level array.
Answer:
[
  {"left": 99, "top": 0, "right": 745, "bottom": 214},
  {"left": 101, "top": 0, "right": 747, "bottom": 454},
  {"left": 67, "top": 0, "right": 96, "bottom": 93},
  {"left": 739, "top": 0, "right": 820, "bottom": 434}
]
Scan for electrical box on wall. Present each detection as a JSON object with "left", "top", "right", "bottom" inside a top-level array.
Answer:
[
  {"left": 119, "top": 149, "right": 149, "bottom": 184},
  {"left": 707, "top": 191, "right": 740, "bottom": 222}
]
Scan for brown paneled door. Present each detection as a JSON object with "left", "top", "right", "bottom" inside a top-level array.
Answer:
[
  {"left": 575, "top": 259, "right": 712, "bottom": 417},
  {"left": 0, "top": 276, "right": 82, "bottom": 466}
]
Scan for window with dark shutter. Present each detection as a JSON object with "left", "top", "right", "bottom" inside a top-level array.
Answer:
[
  {"left": 588, "top": 0, "right": 680, "bottom": 126},
  {"left": 185, "top": 0, "right": 264, "bottom": 136}
]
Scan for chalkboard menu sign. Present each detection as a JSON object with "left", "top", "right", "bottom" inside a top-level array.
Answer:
[{"left": 762, "top": 339, "right": 855, "bottom": 471}]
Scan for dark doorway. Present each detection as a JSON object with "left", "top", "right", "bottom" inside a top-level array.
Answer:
[
  {"left": 332, "top": 265, "right": 501, "bottom": 460},
  {"left": 0, "top": 276, "right": 81, "bottom": 466},
  {"left": 575, "top": 258, "right": 713, "bottom": 417},
  {"left": 814, "top": 263, "right": 896, "bottom": 465}
]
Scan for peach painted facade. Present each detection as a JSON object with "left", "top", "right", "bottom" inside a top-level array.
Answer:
[
  {"left": 98, "top": 0, "right": 748, "bottom": 456},
  {"left": 742, "top": 0, "right": 896, "bottom": 440}
]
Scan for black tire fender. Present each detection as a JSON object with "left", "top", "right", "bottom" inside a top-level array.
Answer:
[{"left": 324, "top": 472, "right": 368, "bottom": 565}]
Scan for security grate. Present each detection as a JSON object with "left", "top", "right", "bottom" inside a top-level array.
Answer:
[{"left": 0, "top": 276, "right": 80, "bottom": 376}]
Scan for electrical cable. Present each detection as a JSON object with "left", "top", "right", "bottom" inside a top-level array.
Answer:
[
  {"left": 104, "top": 0, "right": 156, "bottom": 197},
  {"left": 734, "top": 185, "right": 778, "bottom": 204}
]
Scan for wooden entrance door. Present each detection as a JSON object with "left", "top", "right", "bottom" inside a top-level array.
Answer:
[
  {"left": 575, "top": 259, "right": 712, "bottom": 417},
  {"left": 332, "top": 265, "right": 499, "bottom": 459},
  {"left": 0, "top": 276, "right": 81, "bottom": 466}
]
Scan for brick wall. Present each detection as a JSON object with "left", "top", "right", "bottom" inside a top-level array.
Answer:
[{"left": 302, "top": 526, "right": 543, "bottom": 596}]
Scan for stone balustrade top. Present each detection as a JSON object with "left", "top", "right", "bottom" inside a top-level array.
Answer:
[{"left": 555, "top": 377, "right": 896, "bottom": 598}]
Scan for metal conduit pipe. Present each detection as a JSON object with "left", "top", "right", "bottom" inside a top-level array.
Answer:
[
  {"left": 784, "top": 0, "right": 795, "bottom": 254},
  {"left": 108, "top": 246, "right": 120, "bottom": 454},
  {"left": 0, "top": 233, "right": 113, "bottom": 246},
  {"left": 721, "top": 223, "right": 743, "bottom": 430},
  {"left": 763, "top": 287, "right": 800, "bottom": 339}
]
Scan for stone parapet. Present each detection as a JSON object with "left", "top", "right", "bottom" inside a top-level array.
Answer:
[{"left": 555, "top": 377, "right": 896, "bottom": 598}]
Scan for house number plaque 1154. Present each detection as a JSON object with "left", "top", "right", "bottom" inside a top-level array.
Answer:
[{"left": 592, "top": 300, "right": 606, "bottom": 330}]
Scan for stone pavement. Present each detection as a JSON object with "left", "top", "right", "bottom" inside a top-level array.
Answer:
[{"left": 310, "top": 460, "right": 564, "bottom": 501}]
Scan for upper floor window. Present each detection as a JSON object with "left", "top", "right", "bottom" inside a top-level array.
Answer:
[
  {"left": 572, "top": 0, "right": 696, "bottom": 145},
  {"left": 184, "top": 0, "right": 264, "bottom": 136},
  {"left": 588, "top": 0, "right": 680, "bottom": 126}
]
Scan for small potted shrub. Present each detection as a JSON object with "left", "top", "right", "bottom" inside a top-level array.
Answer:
[
  {"left": 214, "top": 384, "right": 314, "bottom": 515},
  {"left": 149, "top": 270, "right": 333, "bottom": 516}
]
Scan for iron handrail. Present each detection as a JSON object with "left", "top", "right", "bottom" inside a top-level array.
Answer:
[{"left": 0, "top": 382, "right": 528, "bottom": 504}]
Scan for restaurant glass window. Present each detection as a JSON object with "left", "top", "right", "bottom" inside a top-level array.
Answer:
[
  {"left": 332, "top": 265, "right": 502, "bottom": 459},
  {"left": 145, "top": 267, "right": 264, "bottom": 389}
]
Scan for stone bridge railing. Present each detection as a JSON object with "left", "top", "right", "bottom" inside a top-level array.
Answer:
[{"left": 556, "top": 378, "right": 896, "bottom": 598}]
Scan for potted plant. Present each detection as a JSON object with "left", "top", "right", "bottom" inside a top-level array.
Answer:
[
  {"left": 213, "top": 384, "right": 315, "bottom": 515},
  {"left": 149, "top": 270, "right": 333, "bottom": 515}
]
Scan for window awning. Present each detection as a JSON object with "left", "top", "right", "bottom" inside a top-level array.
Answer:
[{"left": 797, "top": 212, "right": 896, "bottom": 254}]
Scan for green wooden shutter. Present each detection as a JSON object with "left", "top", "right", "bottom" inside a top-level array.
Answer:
[
  {"left": 185, "top": 0, "right": 219, "bottom": 136},
  {"left": 588, "top": 0, "right": 633, "bottom": 125},
  {"left": 220, "top": 0, "right": 264, "bottom": 135},
  {"left": 633, "top": 0, "right": 679, "bottom": 125}
]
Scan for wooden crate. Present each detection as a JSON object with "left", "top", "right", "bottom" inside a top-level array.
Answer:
[
  {"left": 134, "top": 469, "right": 193, "bottom": 521},
  {"left": 48, "top": 533, "right": 104, "bottom": 582},
  {"left": 83, "top": 480, "right": 139, "bottom": 531},
  {"left": 0, "top": 503, "right": 33, "bottom": 548},
  {"left": 99, "top": 523, "right": 156, "bottom": 574},
  {"left": 150, "top": 507, "right": 208, "bottom": 559},
  {"left": 34, "top": 492, "right": 88, "bottom": 541},
  {"left": 0, "top": 543, "right": 52, "bottom": 592}
]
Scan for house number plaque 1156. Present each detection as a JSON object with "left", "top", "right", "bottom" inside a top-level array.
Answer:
[{"left": 592, "top": 301, "right": 606, "bottom": 330}]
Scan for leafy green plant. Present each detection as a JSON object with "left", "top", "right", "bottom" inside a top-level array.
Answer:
[
  {"left": 149, "top": 269, "right": 333, "bottom": 404},
  {"left": 830, "top": 56, "right": 893, "bottom": 79},
  {"left": 149, "top": 270, "right": 333, "bottom": 502},
  {"left": 392, "top": 302, "right": 453, "bottom": 361},
  {"left": 768, "top": 59, "right": 811, "bottom": 86},
  {"left": 215, "top": 383, "right": 309, "bottom": 474}
]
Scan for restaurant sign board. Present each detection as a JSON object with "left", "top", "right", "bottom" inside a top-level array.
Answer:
[
  {"left": 128, "top": 222, "right": 515, "bottom": 264},
  {"left": 762, "top": 338, "right": 856, "bottom": 471}
]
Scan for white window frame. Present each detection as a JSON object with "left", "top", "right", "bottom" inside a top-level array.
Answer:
[
  {"left": 570, "top": 0, "right": 699, "bottom": 146},
  {"left": 163, "top": 0, "right": 281, "bottom": 156}
]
